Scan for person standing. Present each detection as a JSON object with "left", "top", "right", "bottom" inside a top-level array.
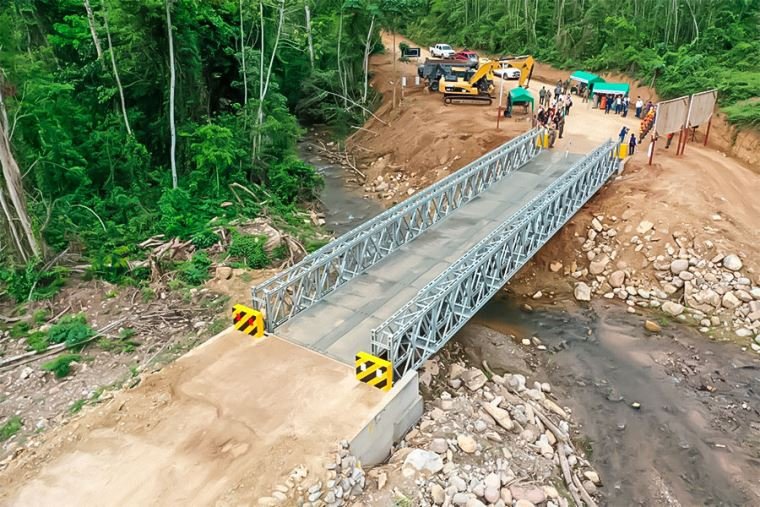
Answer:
[
  {"left": 622, "top": 96, "right": 629, "bottom": 117},
  {"left": 558, "top": 113, "right": 565, "bottom": 139},
  {"left": 539, "top": 86, "right": 547, "bottom": 107},
  {"left": 614, "top": 95, "right": 622, "bottom": 114},
  {"left": 619, "top": 126, "right": 629, "bottom": 144},
  {"left": 629, "top": 133, "right": 637, "bottom": 155},
  {"left": 605, "top": 95, "right": 613, "bottom": 114},
  {"left": 564, "top": 93, "right": 572, "bottom": 116},
  {"left": 583, "top": 86, "right": 590, "bottom": 103},
  {"left": 635, "top": 96, "right": 643, "bottom": 118}
]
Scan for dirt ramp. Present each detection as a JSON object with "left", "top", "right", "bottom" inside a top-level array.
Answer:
[{"left": 1, "top": 334, "right": 385, "bottom": 506}]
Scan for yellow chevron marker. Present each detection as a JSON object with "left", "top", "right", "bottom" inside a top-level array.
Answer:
[
  {"left": 355, "top": 352, "right": 393, "bottom": 392},
  {"left": 231, "top": 304, "right": 265, "bottom": 338}
]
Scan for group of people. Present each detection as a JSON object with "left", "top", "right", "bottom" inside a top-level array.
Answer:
[
  {"left": 596, "top": 94, "right": 630, "bottom": 116},
  {"left": 538, "top": 81, "right": 573, "bottom": 114}
]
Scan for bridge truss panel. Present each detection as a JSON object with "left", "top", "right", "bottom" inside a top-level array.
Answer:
[
  {"left": 371, "top": 141, "right": 619, "bottom": 377},
  {"left": 252, "top": 129, "right": 542, "bottom": 331}
]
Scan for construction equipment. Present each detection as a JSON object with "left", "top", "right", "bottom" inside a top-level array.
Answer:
[
  {"left": 496, "top": 55, "right": 535, "bottom": 88},
  {"left": 418, "top": 58, "right": 477, "bottom": 91},
  {"left": 439, "top": 60, "right": 500, "bottom": 105}
]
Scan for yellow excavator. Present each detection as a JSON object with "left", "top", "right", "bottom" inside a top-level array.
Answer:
[
  {"left": 439, "top": 60, "right": 500, "bottom": 105},
  {"left": 438, "top": 55, "right": 534, "bottom": 105}
]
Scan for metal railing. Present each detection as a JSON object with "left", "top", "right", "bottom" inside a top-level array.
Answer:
[
  {"left": 252, "top": 128, "right": 542, "bottom": 331},
  {"left": 371, "top": 141, "right": 619, "bottom": 377}
]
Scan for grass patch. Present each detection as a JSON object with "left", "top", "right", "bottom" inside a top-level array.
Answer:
[
  {"left": 26, "top": 331, "right": 50, "bottom": 352},
  {"left": 207, "top": 317, "right": 229, "bottom": 336},
  {"left": 48, "top": 314, "right": 95, "bottom": 349},
  {"left": 42, "top": 353, "right": 82, "bottom": 378},
  {"left": 69, "top": 398, "right": 86, "bottom": 414},
  {"left": 0, "top": 416, "right": 23, "bottom": 441}
]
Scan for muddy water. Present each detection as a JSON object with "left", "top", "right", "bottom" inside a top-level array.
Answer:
[
  {"left": 467, "top": 293, "right": 760, "bottom": 506},
  {"left": 299, "top": 138, "right": 384, "bottom": 235}
]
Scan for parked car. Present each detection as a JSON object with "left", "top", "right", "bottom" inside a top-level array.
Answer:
[
  {"left": 453, "top": 50, "right": 479, "bottom": 65},
  {"left": 493, "top": 65, "right": 521, "bottom": 80},
  {"left": 429, "top": 43, "right": 455, "bottom": 58}
]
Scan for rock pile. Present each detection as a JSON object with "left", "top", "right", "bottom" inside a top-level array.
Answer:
[
  {"left": 567, "top": 213, "right": 760, "bottom": 352},
  {"left": 358, "top": 361, "right": 601, "bottom": 507},
  {"left": 364, "top": 172, "right": 417, "bottom": 202},
  {"left": 258, "top": 441, "right": 365, "bottom": 507}
]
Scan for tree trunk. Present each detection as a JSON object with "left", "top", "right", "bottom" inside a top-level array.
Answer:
[
  {"left": 240, "top": 0, "right": 248, "bottom": 104},
  {"left": 165, "top": 0, "right": 178, "bottom": 189},
  {"left": 362, "top": 16, "right": 375, "bottom": 105},
  {"left": 304, "top": 4, "right": 314, "bottom": 69},
  {"left": 101, "top": 0, "right": 131, "bottom": 136},
  {"left": 252, "top": 0, "right": 285, "bottom": 162},
  {"left": 0, "top": 113, "right": 41, "bottom": 261},
  {"left": 82, "top": 0, "right": 106, "bottom": 68}
]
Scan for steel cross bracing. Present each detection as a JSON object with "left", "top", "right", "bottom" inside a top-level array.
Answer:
[
  {"left": 252, "top": 128, "right": 542, "bottom": 331},
  {"left": 371, "top": 141, "right": 619, "bottom": 377}
]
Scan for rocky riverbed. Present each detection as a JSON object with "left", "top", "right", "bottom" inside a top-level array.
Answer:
[{"left": 542, "top": 211, "right": 760, "bottom": 351}]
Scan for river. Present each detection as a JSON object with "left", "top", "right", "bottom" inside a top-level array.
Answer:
[{"left": 302, "top": 136, "right": 760, "bottom": 506}]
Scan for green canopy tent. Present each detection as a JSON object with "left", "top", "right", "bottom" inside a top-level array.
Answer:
[
  {"left": 508, "top": 87, "right": 534, "bottom": 114},
  {"left": 570, "top": 70, "right": 605, "bottom": 87},
  {"left": 591, "top": 82, "right": 630, "bottom": 96}
]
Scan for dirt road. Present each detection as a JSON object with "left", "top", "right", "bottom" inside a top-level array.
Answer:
[{"left": 0, "top": 334, "right": 385, "bottom": 506}]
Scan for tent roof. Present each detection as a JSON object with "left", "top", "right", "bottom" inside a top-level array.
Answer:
[
  {"left": 592, "top": 82, "right": 630, "bottom": 95},
  {"left": 509, "top": 87, "right": 533, "bottom": 104},
  {"left": 570, "top": 70, "right": 604, "bottom": 84}
]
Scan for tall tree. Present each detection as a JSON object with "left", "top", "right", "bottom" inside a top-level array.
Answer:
[
  {"left": 165, "top": 0, "right": 178, "bottom": 188},
  {"left": 101, "top": 0, "right": 132, "bottom": 136}
]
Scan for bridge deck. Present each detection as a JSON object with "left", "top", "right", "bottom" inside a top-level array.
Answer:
[{"left": 277, "top": 150, "right": 581, "bottom": 363}]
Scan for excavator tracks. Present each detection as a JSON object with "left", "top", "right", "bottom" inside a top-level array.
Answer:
[{"left": 443, "top": 94, "right": 493, "bottom": 106}]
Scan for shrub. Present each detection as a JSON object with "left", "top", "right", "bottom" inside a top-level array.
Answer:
[
  {"left": 0, "top": 416, "right": 22, "bottom": 441},
  {"left": 191, "top": 229, "right": 220, "bottom": 249},
  {"left": 0, "top": 261, "right": 68, "bottom": 303},
  {"left": 228, "top": 234, "right": 270, "bottom": 268},
  {"left": 42, "top": 353, "right": 82, "bottom": 378},
  {"left": 178, "top": 251, "right": 212, "bottom": 285},
  {"left": 267, "top": 157, "right": 323, "bottom": 204},
  {"left": 47, "top": 314, "right": 95, "bottom": 349},
  {"left": 26, "top": 331, "right": 50, "bottom": 352}
]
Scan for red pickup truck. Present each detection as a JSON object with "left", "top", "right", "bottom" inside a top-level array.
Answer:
[{"left": 453, "top": 51, "right": 479, "bottom": 65}]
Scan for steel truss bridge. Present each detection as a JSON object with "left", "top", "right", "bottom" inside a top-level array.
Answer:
[{"left": 253, "top": 129, "right": 619, "bottom": 378}]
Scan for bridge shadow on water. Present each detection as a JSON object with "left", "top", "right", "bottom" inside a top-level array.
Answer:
[{"left": 465, "top": 292, "right": 759, "bottom": 506}]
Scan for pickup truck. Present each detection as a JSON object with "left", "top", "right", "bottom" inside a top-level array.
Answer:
[
  {"left": 429, "top": 44, "right": 455, "bottom": 58},
  {"left": 453, "top": 50, "right": 479, "bottom": 65}
]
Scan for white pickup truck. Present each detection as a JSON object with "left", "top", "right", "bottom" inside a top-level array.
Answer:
[{"left": 429, "top": 43, "right": 455, "bottom": 58}]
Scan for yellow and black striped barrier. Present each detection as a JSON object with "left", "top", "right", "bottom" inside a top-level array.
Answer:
[
  {"left": 232, "top": 304, "right": 265, "bottom": 338},
  {"left": 355, "top": 352, "right": 393, "bottom": 392}
]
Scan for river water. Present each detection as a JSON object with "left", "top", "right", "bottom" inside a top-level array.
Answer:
[
  {"left": 470, "top": 294, "right": 760, "bottom": 506},
  {"left": 303, "top": 138, "right": 760, "bottom": 506}
]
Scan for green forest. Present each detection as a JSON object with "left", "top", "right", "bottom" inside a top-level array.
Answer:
[
  {"left": 406, "top": 0, "right": 760, "bottom": 127},
  {"left": 0, "top": 0, "right": 758, "bottom": 303},
  {"left": 0, "top": 0, "right": 417, "bottom": 301}
]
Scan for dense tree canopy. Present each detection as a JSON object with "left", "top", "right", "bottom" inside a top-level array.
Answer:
[{"left": 0, "top": 0, "right": 384, "bottom": 273}]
